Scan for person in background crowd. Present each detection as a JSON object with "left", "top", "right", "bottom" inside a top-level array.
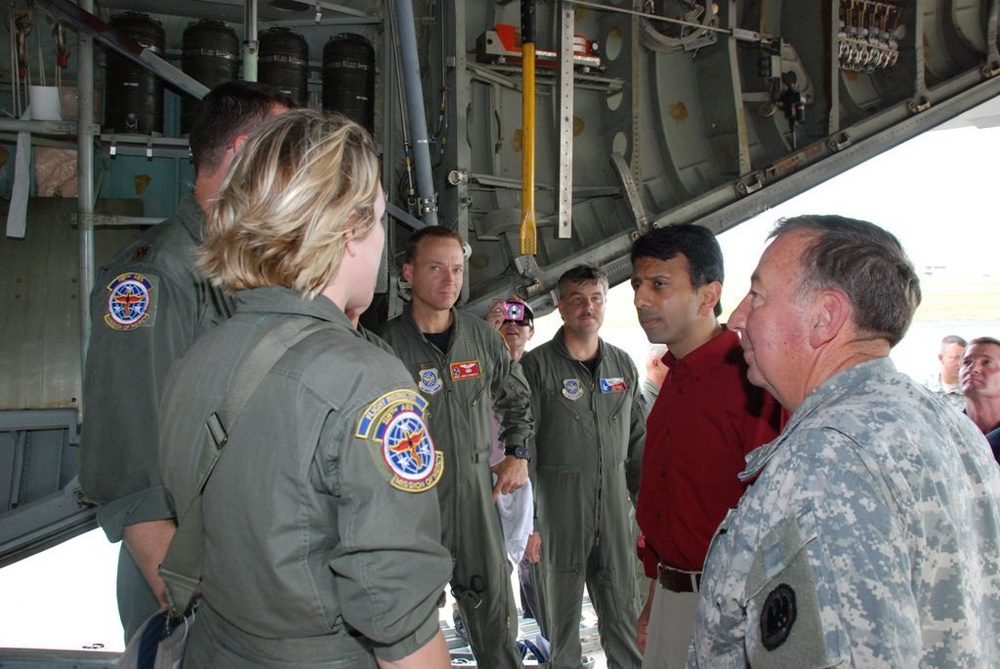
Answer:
[
  {"left": 485, "top": 298, "right": 544, "bottom": 631},
  {"left": 924, "top": 334, "right": 967, "bottom": 409},
  {"left": 159, "top": 110, "right": 452, "bottom": 667},
  {"left": 961, "top": 335, "right": 1000, "bottom": 461},
  {"left": 630, "top": 224, "right": 783, "bottom": 668},
  {"left": 78, "top": 81, "right": 292, "bottom": 641},
  {"left": 521, "top": 265, "right": 645, "bottom": 669},
  {"left": 691, "top": 215, "right": 1000, "bottom": 667}
]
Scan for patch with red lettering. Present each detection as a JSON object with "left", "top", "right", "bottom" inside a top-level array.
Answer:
[{"left": 449, "top": 360, "right": 482, "bottom": 381}]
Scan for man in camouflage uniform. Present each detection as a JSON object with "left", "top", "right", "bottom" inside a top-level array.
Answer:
[{"left": 689, "top": 215, "right": 1000, "bottom": 667}]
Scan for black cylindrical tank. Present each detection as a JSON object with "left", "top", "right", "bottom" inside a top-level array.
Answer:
[
  {"left": 259, "top": 28, "right": 309, "bottom": 107},
  {"left": 322, "top": 33, "right": 376, "bottom": 135},
  {"left": 105, "top": 12, "right": 165, "bottom": 134},
  {"left": 180, "top": 20, "right": 240, "bottom": 135}
]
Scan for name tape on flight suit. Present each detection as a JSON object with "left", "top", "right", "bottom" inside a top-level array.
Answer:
[
  {"left": 449, "top": 360, "right": 482, "bottom": 380},
  {"left": 600, "top": 377, "right": 627, "bottom": 393}
]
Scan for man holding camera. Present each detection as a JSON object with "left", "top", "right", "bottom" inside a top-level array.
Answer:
[
  {"left": 381, "top": 226, "right": 534, "bottom": 668},
  {"left": 520, "top": 265, "right": 646, "bottom": 669}
]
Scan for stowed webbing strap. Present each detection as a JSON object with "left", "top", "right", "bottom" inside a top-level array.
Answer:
[{"left": 160, "top": 318, "right": 328, "bottom": 618}]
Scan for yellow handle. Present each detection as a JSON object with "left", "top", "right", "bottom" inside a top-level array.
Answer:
[{"left": 520, "top": 41, "right": 537, "bottom": 256}]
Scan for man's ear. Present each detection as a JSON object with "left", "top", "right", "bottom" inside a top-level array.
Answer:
[
  {"left": 810, "top": 290, "right": 850, "bottom": 347},
  {"left": 401, "top": 262, "right": 414, "bottom": 284},
  {"left": 231, "top": 133, "right": 251, "bottom": 154},
  {"left": 698, "top": 281, "right": 722, "bottom": 316}
]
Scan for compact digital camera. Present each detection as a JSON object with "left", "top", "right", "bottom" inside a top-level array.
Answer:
[{"left": 502, "top": 300, "right": 527, "bottom": 322}]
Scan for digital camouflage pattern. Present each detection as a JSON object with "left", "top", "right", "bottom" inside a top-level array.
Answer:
[{"left": 690, "top": 358, "right": 1000, "bottom": 668}]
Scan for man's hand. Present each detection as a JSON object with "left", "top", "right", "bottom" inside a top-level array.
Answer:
[
  {"left": 636, "top": 578, "right": 656, "bottom": 652},
  {"left": 491, "top": 455, "right": 528, "bottom": 500},
  {"left": 122, "top": 518, "right": 177, "bottom": 608},
  {"left": 524, "top": 531, "right": 541, "bottom": 564}
]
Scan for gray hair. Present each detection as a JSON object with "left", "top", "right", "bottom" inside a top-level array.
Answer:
[{"left": 770, "top": 215, "right": 921, "bottom": 347}]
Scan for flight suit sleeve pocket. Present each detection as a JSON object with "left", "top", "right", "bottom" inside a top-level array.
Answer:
[{"left": 744, "top": 505, "right": 846, "bottom": 669}]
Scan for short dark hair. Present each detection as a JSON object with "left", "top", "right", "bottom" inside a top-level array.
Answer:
[
  {"left": 188, "top": 81, "right": 294, "bottom": 174},
  {"left": 968, "top": 336, "right": 1000, "bottom": 349},
  {"left": 771, "top": 215, "right": 921, "bottom": 348},
  {"left": 631, "top": 224, "right": 725, "bottom": 316},
  {"left": 557, "top": 265, "right": 608, "bottom": 299},
  {"left": 403, "top": 226, "right": 464, "bottom": 264}
]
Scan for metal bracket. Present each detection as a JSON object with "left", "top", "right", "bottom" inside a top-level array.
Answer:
[
  {"left": 447, "top": 169, "right": 470, "bottom": 185},
  {"left": 610, "top": 152, "right": 648, "bottom": 233},
  {"left": 827, "top": 132, "right": 852, "bottom": 152},
  {"left": 907, "top": 97, "right": 931, "bottom": 114},
  {"left": 735, "top": 173, "right": 764, "bottom": 197}
]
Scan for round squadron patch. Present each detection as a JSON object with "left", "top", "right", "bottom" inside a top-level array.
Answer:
[
  {"left": 562, "top": 378, "right": 583, "bottom": 401},
  {"left": 104, "top": 272, "right": 155, "bottom": 331},
  {"left": 356, "top": 389, "right": 443, "bottom": 492},
  {"left": 760, "top": 583, "right": 796, "bottom": 651}
]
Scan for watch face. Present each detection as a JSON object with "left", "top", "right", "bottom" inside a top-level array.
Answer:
[{"left": 505, "top": 444, "right": 529, "bottom": 459}]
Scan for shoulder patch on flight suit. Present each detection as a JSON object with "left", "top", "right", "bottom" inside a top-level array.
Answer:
[
  {"left": 449, "top": 360, "right": 482, "bottom": 380},
  {"left": 103, "top": 272, "right": 158, "bottom": 331},
  {"left": 418, "top": 368, "right": 442, "bottom": 394},
  {"left": 562, "top": 378, "right": 583, "bottom": 400},
  {"left": 356, "top": 389, "right": 444, "bottom": 492},
  {"left": 599, "top": 377, "right": 627, "bottom": 393}
]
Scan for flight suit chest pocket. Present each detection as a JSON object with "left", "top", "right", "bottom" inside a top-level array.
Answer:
[
  {"left": 744, "top": 506, "right": 846, "bottom": 669},
  {"left": 466, "top": 379, "right": 487, "bottom": 408}
]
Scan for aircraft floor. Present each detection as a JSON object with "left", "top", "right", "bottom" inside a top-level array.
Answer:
[{"left": 441, "top": 588, "right": 607, "bottom": 668}]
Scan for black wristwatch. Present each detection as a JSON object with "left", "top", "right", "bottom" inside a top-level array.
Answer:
[{"left": 504, "top": 444, "right": 530, "bottom": 461}]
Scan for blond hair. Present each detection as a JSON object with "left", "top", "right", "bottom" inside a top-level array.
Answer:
[{"left": 199, "top": 110, "right": 380, "bottom": 297}]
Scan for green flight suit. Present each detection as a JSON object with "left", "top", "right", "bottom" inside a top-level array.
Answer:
[
  {"left": 521, "top": 328, "right": 645, "bottom": 669},
  {"left": 159, "top": 287, "right": 452, "bottom": 666},
  {"left": 381, "top": 307, "right": 534, "bottom": 669},
  {"left": 79, "top": 194, "right": 234, "bottom": 640}
]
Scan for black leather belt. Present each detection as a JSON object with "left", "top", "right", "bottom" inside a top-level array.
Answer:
[{"left": 656, "top": 563, "right": 701, "bottom": 593}]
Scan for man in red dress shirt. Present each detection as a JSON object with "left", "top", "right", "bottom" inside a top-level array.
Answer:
[{"left": 629, "top": 224, "right": 783, "bottom": 667}]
